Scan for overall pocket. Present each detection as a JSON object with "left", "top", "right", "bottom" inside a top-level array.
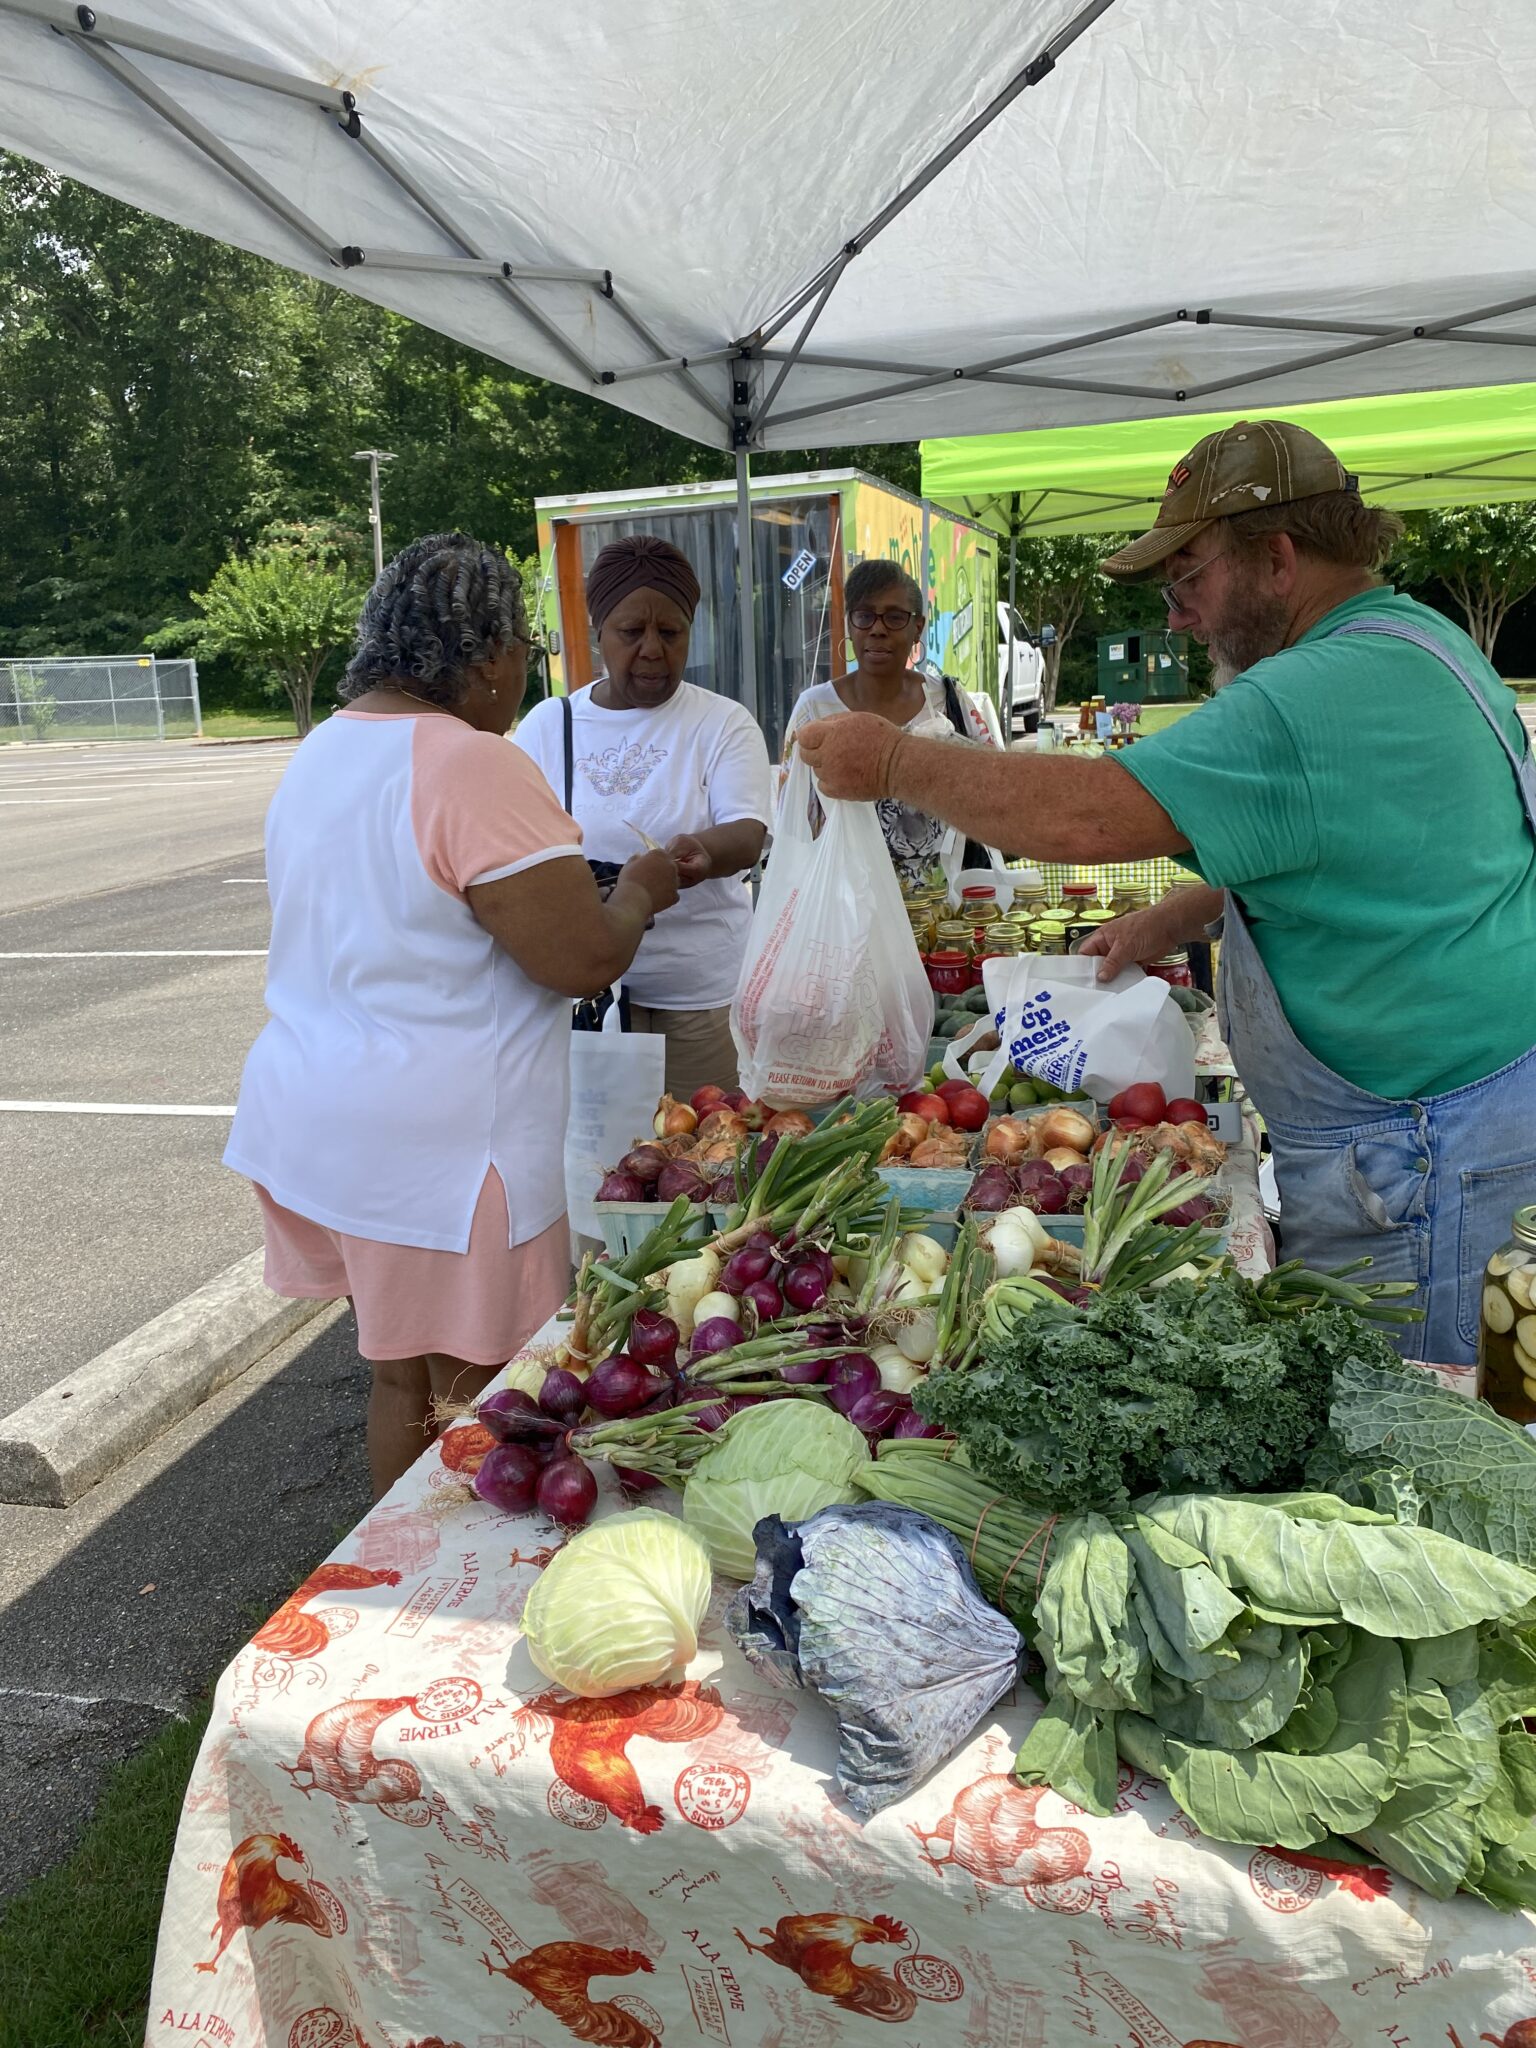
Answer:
[{"left": 1457, "top": 1158, "right": 1536, "bottom": 1349}]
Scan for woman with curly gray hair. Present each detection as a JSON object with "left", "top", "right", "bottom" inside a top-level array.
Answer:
[{"left": 225, "top": 533, "right": 679, "bottom": 1495}]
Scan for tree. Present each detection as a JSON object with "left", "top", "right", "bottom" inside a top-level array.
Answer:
[
  {"left": 187, "top": 530, "right": 361, "bottom": 735},
  {"left": 1003, "top": 535, "right": 1108, "bottom": 711},
  {"left": 1394, "top": 504, "right": 1536, "bottom": 658}
]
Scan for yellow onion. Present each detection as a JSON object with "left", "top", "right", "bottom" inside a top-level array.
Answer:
[
  {"left": 765, "top": 1109, "right": 816, "bottom": 1138},
  {"left": 696, "top": 1109, "right": 750, "bottom": 1146},
  {"left": 984, "top": 1116, "right": 1030, "bottom": 1165},
  {"left": 1037, "top": 1107, "right": 1097, "bottom": 1154},
  {"left": 1043, "top": 1145, "right": 1083, "bottom": 1171},
  {"left": 653, "top": 1095, "right": 698, "bottom": 1138}
]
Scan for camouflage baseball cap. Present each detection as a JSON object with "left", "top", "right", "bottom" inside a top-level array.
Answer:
[{"left": 1100, "top": 419, "right": 1358, "bottom": 581}]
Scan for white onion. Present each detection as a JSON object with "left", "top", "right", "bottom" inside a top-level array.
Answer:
[
  {"left": 894, "top": 1308, "right": 939, "bottom": 1364},
  {"left": 871, "top": 1342, "right": 925, "bottom": 1392},
  {"left": 897, "top": 1232, "right": 950, "bottom": 1287},
  {"left": 988, "top": 1217, "right": 1040, "bottom": 1277}
]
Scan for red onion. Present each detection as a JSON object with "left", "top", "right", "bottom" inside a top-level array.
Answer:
[
  {"left": 1165, "top": 1196, "right": 1216, "bottom": 1228},
  {"left": 1115, "top": 1149, "right": 1148, "bottom": 1185},
  {"left": 1023, "top": 1175, "right": 1068, "bottom": 1216},
  {"left": 689, "top": 1315, "right": 745, "bottom": 1358},
  {"left": 1013, "top": 1158, "right": 1060, "bottom": 1188},
  {"left": 478, "top": 1388, "right": 560, "bottom": 1447},
  {"left": 892, "top": 1408, "right": 945, "bottom": 1440},
  {"left": 471, "top": 1442, "right": 543, "bottom": 1513},
  {"left": 657, "top": 1159, "right": 710, "bottom": 1204},
  {"left": 615, "top": 1465, "right": 664, "bottom": 1491},
  {"left": 720, "top": 1244, "right": 774, "bottom": 1291},
  {"left": 1058, "top": 1162, "right": 1094, "bottom": 1211},
  {"left": 789, "top": 1245, "right": 835, "bottom": 1286},
  {"left": 584, "top": 1354, "right": 662, "bottom": 1419},
  {"left": 627, "top": 1309, "right": 680, "bottom": 1372},
  {"left": 709, "top": 1174, "right": 738, "bottom": 1205},
  {"left": 620, "top": 1145, "right": 668, "bottom": 1186},
  {"left": 595, "top": 1171, "right": 645, "bottom": 1203},
  {"left": 780, "top": 1354, "right": 831, "bottom": 1384},
  {"left": 754, "top": 1134, "right": 781, "bottom": 1174},
  {"left": 782, "top": 1263, "right": 829, "bottom": 1312},
  {"left": 742, "top": 1278, "right": 784, "bottom": 1323},
  {"left": 965, "top": 1165, "right": 1016, "bottom": 1213},
  {"left": 847, "top": 1387, "right": 907, "bottom": 1435},
  {"left": 826, "top": 1353, "right": 879, "bottom": 1417},
  {"left": 536, "top": 1455, "right": 598, "bottom": 1526},
  {"left": 538, "top": 1367, "right": 587, "bottom": 1425},
  {"left": 691, "top": 1398, "right": 735, "bottom": 1432}
]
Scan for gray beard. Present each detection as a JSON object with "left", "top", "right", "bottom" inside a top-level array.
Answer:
[{"left": 1207, "top": 590, "right": 1289, "bottom": 687}]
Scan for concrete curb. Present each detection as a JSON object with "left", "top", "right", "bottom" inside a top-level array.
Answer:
[{"left": 0, "top": 1255, "right": 332, "bottom": 1508}]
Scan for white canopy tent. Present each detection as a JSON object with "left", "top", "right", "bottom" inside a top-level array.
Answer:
[{"left": 4, "top": 0, "right": 1536, "bottom": 711}]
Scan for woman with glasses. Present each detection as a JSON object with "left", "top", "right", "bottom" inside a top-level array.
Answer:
[
  {"left": 223, "top": 534, "right": 680, "bottom": 1495},
  {"left": 514, "top": 535, "right": 773, "bottom": 1100},
  {"left": 783, "top": 558, "right": 996, "bottom": 884}
]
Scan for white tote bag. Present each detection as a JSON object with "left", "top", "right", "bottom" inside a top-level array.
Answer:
[
  {"left": 564, "top": 995, "right": 667, "bottom": 1238},
  {"left": 732, "top": 747, "right": 934, "bottom": 1108},
  {"left": 945, "top": 953, "right": 1196, "bottom": 1106}
]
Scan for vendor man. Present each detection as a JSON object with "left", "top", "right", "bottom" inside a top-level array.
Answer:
[{"left": 799, "top": 420, "right": 1536, "bottom": 1366}]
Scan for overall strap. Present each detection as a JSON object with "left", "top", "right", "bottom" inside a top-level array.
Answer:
[
  {"left": 1330, "top": 618, "right": 1536, "bottom": 835},
  {"left": 561, "top": 694, "right": 574, "bottom": 814}
]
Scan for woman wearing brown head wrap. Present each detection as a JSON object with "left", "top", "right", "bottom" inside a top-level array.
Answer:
[{"left": 513, "top": 535, "right": 772, "bottom": 1099}]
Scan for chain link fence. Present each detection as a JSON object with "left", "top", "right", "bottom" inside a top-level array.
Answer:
[{"left": 0, "top": 657, "right": 202, "bottom": 743}]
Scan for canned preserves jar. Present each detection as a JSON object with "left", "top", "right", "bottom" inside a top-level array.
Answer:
[
  {"left": 924, "top": 948, "right": 973, "bottom": 996},
  {"left": 1480, "top": 1205, "right": 1536, "bottom": 1420},
  {"left": 1146, "top": 950, "right": 1194, "bottom": 989},
  {"left": 960, "top": 883, "right": 1001, "bottom": 926}
]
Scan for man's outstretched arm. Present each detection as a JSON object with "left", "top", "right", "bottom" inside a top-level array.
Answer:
[{"left": 795, "top": 712, "right": 1190, "bottom": 863}]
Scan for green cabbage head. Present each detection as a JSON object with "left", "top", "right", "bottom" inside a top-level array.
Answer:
[
  {"left": 684, "top": 1403, "right": 871, "bottom": 1581},
  {"left": 521, "top": 1510, "right": 712, "bottom": 1697}
]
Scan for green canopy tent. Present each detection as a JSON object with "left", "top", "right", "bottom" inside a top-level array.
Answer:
[{"left": 921, "top": 382, "right": 1536, "bottom": 541}]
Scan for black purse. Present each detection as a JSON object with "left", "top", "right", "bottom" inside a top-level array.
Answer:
[{"left": 564, "top": 695, "right": 630, "bottom": 1034}]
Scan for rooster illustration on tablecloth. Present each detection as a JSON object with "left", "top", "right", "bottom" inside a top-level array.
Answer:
[
  {"left": 251, "top": 1563, "right": 403, "bottom": 1664},
  {"left": 509, "top": 1681, "right": 723, "bottom": 1833},
  {"left": 482, "top": 1935, "right": 660, "bottom": 2046},
  {"left": 912, "top": 1774, "right": 1093, "bottom": 1906},
  {"left": 736, "top": 1911, "right": 917, "bottom": 2024},
  {"left": 196, "top": 1831, "right": 338, "bottom": 1973},
  {"left": 279, "top": 1694, "right": 426, "bottom": 1816},
  {"left": 1449, "top": 2023, "right": 1536, "bottom": 2047}
]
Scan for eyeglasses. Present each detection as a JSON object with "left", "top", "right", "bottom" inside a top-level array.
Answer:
[
  {"left": 1159, "top": 548, "right": 1225, "bottom": 615},
  {"left": 849, "top": 606, "right": 919, "bottom": 632}
]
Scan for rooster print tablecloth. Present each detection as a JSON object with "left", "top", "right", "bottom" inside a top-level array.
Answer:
[{"left": 152, "top": 1332, "right": 1531, "bottom": 2048}]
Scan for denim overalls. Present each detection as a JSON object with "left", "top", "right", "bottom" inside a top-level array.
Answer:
[{"left": 1217, "top": 617, "right": 1536, "bottom": 1365}]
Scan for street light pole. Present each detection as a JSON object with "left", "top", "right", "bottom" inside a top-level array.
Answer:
[{"left": 352, "top": 449, "right": 396, "bottom": 579}]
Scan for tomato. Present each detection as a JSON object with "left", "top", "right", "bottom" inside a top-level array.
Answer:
[
  {"left": 1107, "top": 1081, "right": 1167, "bottom": 1124},
  {"left": 944, "top": 1086, "right": 990, "bottom": 1132},
  {"left": 898, "top": 1091, "right": 953, "bottom": 1125},
  {"left": 1164, "top": 1097, "right": 1209, "bottom": 1126},
  {"left": 935, "top": 1077, "right": 976, "bottom": 1101}
]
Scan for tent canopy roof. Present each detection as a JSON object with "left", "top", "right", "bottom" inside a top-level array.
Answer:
[
  {"left": 920, "top": 383, "right": 1536, "bottom": 538},
  {"left": 3, "top": 0, "right": 1536, "bottom": 452}
]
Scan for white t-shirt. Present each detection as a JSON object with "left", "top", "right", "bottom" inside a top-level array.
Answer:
[
  {"left": 513, "top": 681, "right": 772, "bottom": 1009},
  {"left": 225, "top": 709, "right": 582, "bottom": 1252}
]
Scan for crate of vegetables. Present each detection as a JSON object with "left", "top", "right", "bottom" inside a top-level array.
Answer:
[{"left": 874, "top": 1078, "right": 992, "bottom": 1208}]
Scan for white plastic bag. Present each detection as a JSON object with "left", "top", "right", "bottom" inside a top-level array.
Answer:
[
  {"left": 564, "top": 995, "right": 666, "bottom": 1238},
  {"left": 732, "top": 748, "right": 934, "bottom": 1107},
  {"left": 945, "top": 953, "right": 1195, "bottom": 1106}
]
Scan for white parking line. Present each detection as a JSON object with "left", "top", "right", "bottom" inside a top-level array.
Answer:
[
  {"left": 0, "top": 1100, "right": 235, "bottom": 1116},
  {"left": 0, "top": 797, "right": 115, "bottom": 806},
  {"left": 0, "top": 949, "right": 268, "bottom": 959},
  {"left": 222, "top": 878, "right": 268, "bottom": 885}
]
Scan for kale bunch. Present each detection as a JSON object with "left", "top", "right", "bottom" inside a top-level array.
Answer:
[{"left": 915, "top": 1275, "right": 1403, "bottom": 1514}]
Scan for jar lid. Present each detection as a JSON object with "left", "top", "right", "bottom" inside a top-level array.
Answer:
[
  {"left": 961, "top": 884, "right": 998, "bottom": 900},
  {"left": 1062, "top": 883, "right": 1098, "bottom": 899},
  {"left": 926, "top": 949, "right": 970, "bottom": 965},
  {"left": 1515, "top": 1204, "right": 1536, "bottom": 1249}
]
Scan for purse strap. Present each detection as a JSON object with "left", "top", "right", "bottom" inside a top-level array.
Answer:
[{"left": 561, "top": 694, "right": 574, "bottom": 813}]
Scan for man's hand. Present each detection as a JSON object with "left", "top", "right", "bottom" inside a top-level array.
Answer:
[
  {"left": 618, "top": 848, "right": 681, "bottom": 918},
  {"left": 664, "top": 833, "right": 712, "bottom": 888},
  {"left": 1078, "top": 885, "right": 1222, "bottom": 982},
  {"left": 796, "top": 713, "right": 906, "bottom": 802}
]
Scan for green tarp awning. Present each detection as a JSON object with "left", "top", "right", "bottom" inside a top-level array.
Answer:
[{"left": 922, "top": 384, "right": 1536, "bottom": 538}]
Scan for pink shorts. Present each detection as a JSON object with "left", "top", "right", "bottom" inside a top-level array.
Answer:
[{"left": 253, "top": 1170, "right": 571, "bottom": 1366}]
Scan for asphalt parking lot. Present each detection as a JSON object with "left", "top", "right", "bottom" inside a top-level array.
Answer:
[
  {"left": 0, "top": 736, "right": 376, "bottom": 1902},
  {"left": 0, "top": 738, "right": 295, "bottom": 1412}
]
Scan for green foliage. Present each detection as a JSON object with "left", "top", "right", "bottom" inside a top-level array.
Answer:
[
  {"left": 1393, "top": 502, "right": 1536, "bottom": 656},
  {"left": 186, "top": 534, "right": 361, "bottom": 735},
  {"left": 10, "top": 666, "right": 56, "bottom": 739},
  {"left": 1003, "top": 534, "right": 1104, "bottom": 711},
  {"left": 0, "top": 153, "right": 918, "bottom": 696},
  {"left": 0, "top": 1701, "right": 211, "bottom": 2048}
]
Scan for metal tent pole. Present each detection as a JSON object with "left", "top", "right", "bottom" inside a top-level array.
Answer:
[
  {"left": 920, "top": 497, "right": 932, "bottom": 660},
  {"left": 735, "top": 447, "right": 758, "bottom": 729}
]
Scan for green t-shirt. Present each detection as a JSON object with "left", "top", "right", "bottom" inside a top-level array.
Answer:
[{"left": 1118, "top": 588, "right": 1536, "bottom": 1099}]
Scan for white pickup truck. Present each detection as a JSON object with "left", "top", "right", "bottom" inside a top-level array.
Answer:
[{"left": 998, "top": 602, "right": 1049, "bottom": 738}]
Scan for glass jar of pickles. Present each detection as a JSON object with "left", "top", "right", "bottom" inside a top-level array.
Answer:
[
  {"left": 1031, "top": 918, "right": 1069, "bottom": 954},
  {"left": 960, "top": 883, "right": 1001, "bottom": 926},
  {"left": 1480, "top": 1205, "right": 1536, "bottom": 1421}
]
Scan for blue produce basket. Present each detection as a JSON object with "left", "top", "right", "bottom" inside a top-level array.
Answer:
[{"left": 591, "top": 1201, "right": 711, "bottom": 1262}]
